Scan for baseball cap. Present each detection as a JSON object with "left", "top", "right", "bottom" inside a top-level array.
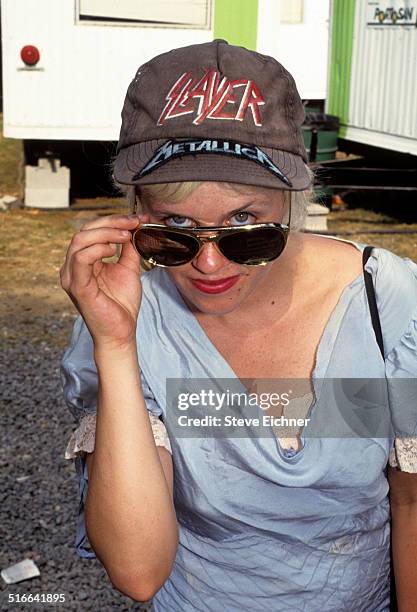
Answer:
[{"left": 114, "top": 39, "right": 311, "bottom": 191}]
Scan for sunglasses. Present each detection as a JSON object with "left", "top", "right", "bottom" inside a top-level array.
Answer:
[{"left": 131, "top": 222, "right": 289, "bottom": 267}]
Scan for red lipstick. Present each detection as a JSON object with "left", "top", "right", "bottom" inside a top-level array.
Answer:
[{"left": 191, "top": 275, "right": 240, "bottom": 294}]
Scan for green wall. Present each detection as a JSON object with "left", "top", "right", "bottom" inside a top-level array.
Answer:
[
  {"left": 213, "top": 0, "right": 259, "bottom": 50},
  {"left": 327, "top": 0, "right": 357, "bottom": 136}
]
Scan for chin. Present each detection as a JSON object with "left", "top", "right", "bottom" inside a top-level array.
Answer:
[
  {"left": 177, "top": 284, "right": 250, "bottom": 316},
  {"left": 192, "top": 299, "right": 245, "bottom": 316}
]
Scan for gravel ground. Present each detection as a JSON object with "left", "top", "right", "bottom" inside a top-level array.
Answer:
[{"left": 0, "top": 315, "right": 154, "bottom": 612}]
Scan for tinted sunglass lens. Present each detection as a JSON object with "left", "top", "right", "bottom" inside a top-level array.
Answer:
[
  {"left": 219, "top": 228, "right": 287, "bottom": 265},
  {"left": 134, "top": 228, "right": 199, "bottom": 266}
]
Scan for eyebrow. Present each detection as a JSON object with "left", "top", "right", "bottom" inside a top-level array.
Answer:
[{"left": 149, "top": 202, "right": 263, "bottom": 219}]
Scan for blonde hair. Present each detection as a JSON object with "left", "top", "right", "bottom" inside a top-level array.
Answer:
[{"left": 127, "top": 175, "right": 314, "bottom": 232}]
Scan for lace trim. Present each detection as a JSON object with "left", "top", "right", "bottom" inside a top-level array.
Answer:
[
  {"left": 272, "top": 392, "right": 314, "bottom": 453},
  {"left": 65, "top": 412, "right": 172, "bottom": 459},
  {"left": 389, "top": 437, "right": 417, "bottom": 472}
]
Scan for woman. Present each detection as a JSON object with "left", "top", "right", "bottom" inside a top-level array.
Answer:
[{"left": 61, "top": 41, "right": 417, "bottom": 610}]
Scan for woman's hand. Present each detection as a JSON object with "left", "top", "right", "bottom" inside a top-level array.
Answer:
[{"left": 60, "top": 213, "right": 149, "bottom": 351}]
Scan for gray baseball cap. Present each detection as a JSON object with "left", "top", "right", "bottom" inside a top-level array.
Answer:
[{"left": 114, "top": 39, "right": 310, "bottom": 191}]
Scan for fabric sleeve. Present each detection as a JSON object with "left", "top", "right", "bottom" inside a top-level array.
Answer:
[
  {"left": 60, "top": 315, "right": 165, "bottom": 558},
  {"left": 65, "top": 412, "right": 172, "bottom": 459},
  {"left": 384, "top": 257, "right": 417, "bottom": 473},
  {"left": 60, "top": 315, "right": 162, "bottom": 422}
]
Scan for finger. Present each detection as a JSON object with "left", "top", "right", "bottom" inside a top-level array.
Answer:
[
  {"left": 60, "top": 263, "right": 70, "bottom": 291},
  {"left": 65, "top": 227, "right": 133, "bottom": 263},
  {"left": 118, "top": 214, "right": 150, "bottom": 270},
  {"left": 68, "top": 243, "right": 117, "bottom": 294},
  {"left": 61, "top": 215, "right": 144, "bottom": 288},
  {"left": 118, "top": 235, "right": 140, "bottom": 272},
  {"left": 80, "top": 214, "right": 140, "bottom": 232}
]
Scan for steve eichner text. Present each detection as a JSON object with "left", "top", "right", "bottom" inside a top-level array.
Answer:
[
  {"left": 177, "top": 390, "right": 291, "bottom": 411},
  {"left": 177, "top": 415, "right": 310, "bottom": 428}
]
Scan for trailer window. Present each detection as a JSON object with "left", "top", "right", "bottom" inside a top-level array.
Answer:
[
  {"left": 78, "top": 0, "right": 211, "bottom": 28},
  {"left": 280, "top": 0, "right": 303, "bottom": 24}
]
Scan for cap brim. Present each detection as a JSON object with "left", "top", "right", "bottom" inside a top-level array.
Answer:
[{"left": 114, "top": 139, "right": 311, "bottom": 191}]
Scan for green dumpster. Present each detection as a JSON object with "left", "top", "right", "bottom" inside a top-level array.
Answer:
[{"left": 302, "top": 113, "right": 340, "bottom": 163}]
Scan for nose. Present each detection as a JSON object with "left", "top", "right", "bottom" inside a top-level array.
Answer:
[{"left": 191, "top": 242, "right": 230, "bottom": 274}]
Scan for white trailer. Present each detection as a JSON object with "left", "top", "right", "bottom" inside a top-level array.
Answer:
[
  {"left": 327, "top": 0, "right": 417, "bottom": 156},
  {"left": 1, "top": 0, "right": 330, "bottom": 206}
]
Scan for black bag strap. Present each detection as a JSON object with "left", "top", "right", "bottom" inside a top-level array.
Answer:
[
  {"left": 362, "top": 246, "right": 385, "bottom": 359},
  {"left": 363, "top": 248, "right": 397, "bottom": 611}
]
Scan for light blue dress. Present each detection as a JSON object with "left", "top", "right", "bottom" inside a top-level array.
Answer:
[{"left": 61, "top": 242, "right": 417, "bottom": 611}]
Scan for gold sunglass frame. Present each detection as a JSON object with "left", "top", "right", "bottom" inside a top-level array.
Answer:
[{"left": 131, "top": 222, "right": 290, "bottom": 267}]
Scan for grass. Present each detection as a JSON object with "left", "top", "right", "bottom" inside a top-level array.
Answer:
[
  {"left": 328, "top": 208, "right": 417, "bottom": 261},
  {"left": 0, "top": 206, "right": 123, "bottom": 348},
  {"left": 0, "top": 115, "right": 24, "bottom": 197}
]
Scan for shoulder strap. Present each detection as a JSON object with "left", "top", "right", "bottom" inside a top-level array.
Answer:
[
  {"left": 363, "top": 247, "right": 396, "bottom": 610},
  {"left": 362, "top": 246, "right": 385, "bottom": 358}
]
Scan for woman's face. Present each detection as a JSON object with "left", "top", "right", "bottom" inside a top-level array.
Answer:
[{"left": 141, "top": 182, "right": 287, "bottom": 316}]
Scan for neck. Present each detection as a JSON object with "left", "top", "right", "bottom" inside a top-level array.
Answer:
[{"left": 198, "top": 233, "right": 307, "bottom": 332}]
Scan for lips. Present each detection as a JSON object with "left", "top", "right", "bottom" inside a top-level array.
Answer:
[{"left": 190, "top": 275, "right": 240, "bottom": 294}]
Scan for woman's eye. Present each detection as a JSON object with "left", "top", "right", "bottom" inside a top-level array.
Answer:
[
  {"left": 164, "top": 216, "right": 193, "bottom": 228},
  {"left": 230, "top": 211, "right": 255, "bottom": 226}
]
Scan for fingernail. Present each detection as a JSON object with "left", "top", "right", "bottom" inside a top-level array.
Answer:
[{"left": 127, "top": 214, "right": 138, "bottom": 219}]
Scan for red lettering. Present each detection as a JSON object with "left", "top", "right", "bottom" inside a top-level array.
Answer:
[
  {"left": 157, "top": 70, "right": 265, "bottom": 127},
  {"left": 205, "top": 79, "right": 237, "bottom": 122},
  {"left": 188, "top": 70, "right": 222, "bottom": 125},
  {"left": 157, "top": 72, "right": 195, "bottom": 125},
  {"left": 235, "top": 81, "right": 265, "bottom": 126},
  {"left": 193, "top": 71, "right": 235, "bottom": 125}
]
